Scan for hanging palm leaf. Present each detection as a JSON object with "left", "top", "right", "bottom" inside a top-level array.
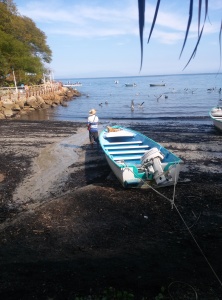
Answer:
[
  {"left": 219, "top": 20, "right": 222, "bottom": 71},
  {"left": 179, "top": 0, "right": 194, "bottom": 58},
  {"left": 183, "top": 0, "right": 208, "bottom": 68},
  {"left": 137, "top": 0, "right": 222, "bottom": 71},
  {"left": 138, "top": 0, "right": 145, "bottom": 71},
  {"left": 198, "top": 0, "right": 202, "bottom": 37},
  {"left": 147, "top": 0, "right": 161, "bottom": 43}
]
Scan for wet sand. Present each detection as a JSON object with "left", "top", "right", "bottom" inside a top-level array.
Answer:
[
  {"left": 0, "top": 120, "right": 222, "bottom": 299},
  {"left": 12, "top": 127, "right": 89, "bottom": 205}
]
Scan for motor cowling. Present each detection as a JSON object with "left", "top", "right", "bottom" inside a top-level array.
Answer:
[{"left": 141, "top": 147, "right": 167, "bottom": 185}]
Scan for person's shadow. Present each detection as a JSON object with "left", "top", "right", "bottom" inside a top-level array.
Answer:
[{"left": 83, "top": 142, "right": 110, "bottom": 186}]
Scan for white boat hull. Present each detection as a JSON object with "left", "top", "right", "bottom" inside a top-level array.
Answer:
[
  {"left": 212, "top": 118, "right": 222, "bottom": 131},
  {"left": 125, "top": 83, "right": 136, "bottom": 87},
  {"left": 63, "top": 84, "right": 82, "bottom": 87},
  {"left": 209, "top": 107, "right": 222, "bottom": 131}
]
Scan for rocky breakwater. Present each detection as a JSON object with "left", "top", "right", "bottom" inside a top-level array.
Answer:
[{"left": 0, "top": 84, "right": 81, "bottom": 119}]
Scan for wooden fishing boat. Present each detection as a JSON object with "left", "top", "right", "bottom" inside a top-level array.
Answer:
[
  {"left": 125, "top": 83, "right": 137, "bottom": 87},
  {"left": 209, "top": 107, "right": 222, "bottom": 131},
  {"left": 63, "top": 82, "right": 82, "bottom": 87},
  {"left": 99, "top": 126, "right": 183, "bottom": 188},
  {"left": 150, "top": 83, "right": 165, "bottom": 87}
]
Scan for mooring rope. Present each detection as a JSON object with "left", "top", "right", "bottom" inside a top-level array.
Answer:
[
  {"left": 171, "top": 162, "right": 179, "bottom": 209},
  {"left": 123, "top": 163, "right": 222, "bottom": 288}
]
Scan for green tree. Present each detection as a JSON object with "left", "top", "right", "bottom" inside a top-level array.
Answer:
[
  {"left": 0, "top": 0, "right": 52, "bottom": 86},
  {"left": 9, "top": 15, "right": 52, "bottom": 64},
  {"left": 0, "top": 0, "right": 18, "bottom": 14}
]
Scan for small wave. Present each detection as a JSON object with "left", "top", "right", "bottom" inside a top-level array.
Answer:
[{"left": 108, "top": 116, "right": 210, "bottom": 121}]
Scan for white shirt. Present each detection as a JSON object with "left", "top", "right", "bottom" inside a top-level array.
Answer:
[{"left": 88, "top": 115, "right": 99, "bottom": 132}]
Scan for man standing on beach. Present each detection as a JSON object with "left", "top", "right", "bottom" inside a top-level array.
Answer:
[{"left": 87, "top": 109, "right": 99, "bottom": 149}]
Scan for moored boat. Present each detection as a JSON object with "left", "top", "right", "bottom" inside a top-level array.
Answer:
[
  {"left": 209, "top": 106, "right": 222, "bottom": 131},
  {"left": 150, "top": 83, "right": 165, "bottom": 87},
  {"left": 125, "top": 83, "right": 137, "bottom": 87},
  {"left": 99, "top": 126, "right": 183, "bottom": 189},
  {"left": 63, "top": 82, "right": 82, "bottom": 87}
]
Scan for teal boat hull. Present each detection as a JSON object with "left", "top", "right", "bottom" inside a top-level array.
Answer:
[{"left": 99, "top": 126, "right": 183, "bottom": 189}]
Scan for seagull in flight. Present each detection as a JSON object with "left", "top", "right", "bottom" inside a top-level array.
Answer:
[{"left": 131, "top": 100, "right": 134, "bottom": 111}]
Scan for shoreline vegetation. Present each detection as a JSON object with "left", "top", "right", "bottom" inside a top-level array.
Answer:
[{"left": 0, "top": 83, "right": 81, "bottom": 119}]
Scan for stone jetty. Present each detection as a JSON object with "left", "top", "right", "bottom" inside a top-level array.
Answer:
[{"left": 0, "top": 83, "right": 81, "bottom": 119}]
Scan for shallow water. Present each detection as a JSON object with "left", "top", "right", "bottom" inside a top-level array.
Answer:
[{"left": 20, "top": 73, "right": 222, "bottom": 125}]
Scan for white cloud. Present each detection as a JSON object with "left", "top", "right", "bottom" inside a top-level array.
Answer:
[
  {"left": 17, "top": 0, "right": 221, "bottom": 43},
  {"left": 209, "top": 0, "right": 222, "bottom": 10}
]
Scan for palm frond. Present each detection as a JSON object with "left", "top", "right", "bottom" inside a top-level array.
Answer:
[
  {"left": 198, "top": 0, "right": 202, "bottom": 36},
  {"left": 138, "top": 0, "right": 145, "bottom": 71},
  {"left": 219, "top": 19, "right": 222, "bottom": 70},
  {"left": 147, "top": 0, "right": 161, "bottom": 43},
  {"left": 137, "top": 0, "right": 215, "bottom": 71},
  {"left": 184, "top": 0, "right": 208, "bottom": 67},
  {"left": 182, "top": 24, "right": 205, "bottom": 70},
  {"left": 179, "top": 0, "right": 193, "bottom": 58},
  {"left": 205, "top": 0, "right": 209, "bottom": 18}
]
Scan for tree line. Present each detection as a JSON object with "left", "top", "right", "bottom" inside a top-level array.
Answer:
[{"left": 0, "top": 0, "right": 52, "bottom": 87}]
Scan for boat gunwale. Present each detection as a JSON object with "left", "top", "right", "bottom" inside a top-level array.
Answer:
[{"left": 100, "top": 126, "right": 183, "bottom": 165}]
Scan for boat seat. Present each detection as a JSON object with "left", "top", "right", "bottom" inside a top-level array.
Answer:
[
  {"left": 113, "top": 155, "right": 143, "bottom": 161},
  {"left": 103, "top": 141, "right": 143, "bottom": 146},
  {"left": 108, "top": 150, "right": 147, "bottom": 155},
  {"left": 104, "top": 145, "right": 149, "bottom": 150}
]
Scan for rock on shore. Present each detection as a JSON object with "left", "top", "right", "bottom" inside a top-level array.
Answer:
[{"left": 0, "top": 86, "right": 81, "bottom": 119}]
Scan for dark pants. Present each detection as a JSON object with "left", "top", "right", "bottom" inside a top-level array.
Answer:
[{"left": 89, "top": 131, "right": 99, "bottom": 148}]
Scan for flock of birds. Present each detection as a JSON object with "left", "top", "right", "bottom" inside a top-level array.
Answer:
[
  {"left": 98, "top": 101, "right": 108, "bottom": 107},
  {"left": 130, "top": 100, "right": 144, "bottom": 111},
  {"left": 85, "top": 85, "right": 222, "bottom": 112}
]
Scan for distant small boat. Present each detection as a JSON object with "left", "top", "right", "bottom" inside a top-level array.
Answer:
[
  {"left": 114, "top": 80, "right": 119, "bottom": 84},
  {"left": 125, "top": 83, "right": 137, "bottom": 87},
  {"left": 209, "top": 107, "right": 222, "bottom": 131},
  {"left": 99, "top": 126, "right": 183, "bottom": 189},
  {"left": 63, "top": 82, "right": 82, "bottom": 87},
  {"left": 150, "top": 83, "right": 165, "bottom": 87}
]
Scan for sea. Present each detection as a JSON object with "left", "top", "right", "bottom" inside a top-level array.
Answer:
[{"left": 20, "top": 73, "right": 222, "bottom": 126}]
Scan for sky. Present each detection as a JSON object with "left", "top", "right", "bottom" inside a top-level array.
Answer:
[{"left": 14, "top": 0, "right": 222, "bottom": 79}]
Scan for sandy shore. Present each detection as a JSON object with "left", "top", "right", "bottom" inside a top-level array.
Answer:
[
  {"left": 12, "top": 127, "right": 89, "bottom": 205},
  {"left": 0, "top": 119, "right": 222, "bottom": 299}
]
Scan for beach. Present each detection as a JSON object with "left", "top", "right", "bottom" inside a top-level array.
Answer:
[{"left": 0, "top": 119, "right": 222, "bottom": 299}]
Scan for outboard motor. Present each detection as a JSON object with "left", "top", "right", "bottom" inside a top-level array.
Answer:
[{"left": 141, "top": 147, "right": 167, "bottom": 185}]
